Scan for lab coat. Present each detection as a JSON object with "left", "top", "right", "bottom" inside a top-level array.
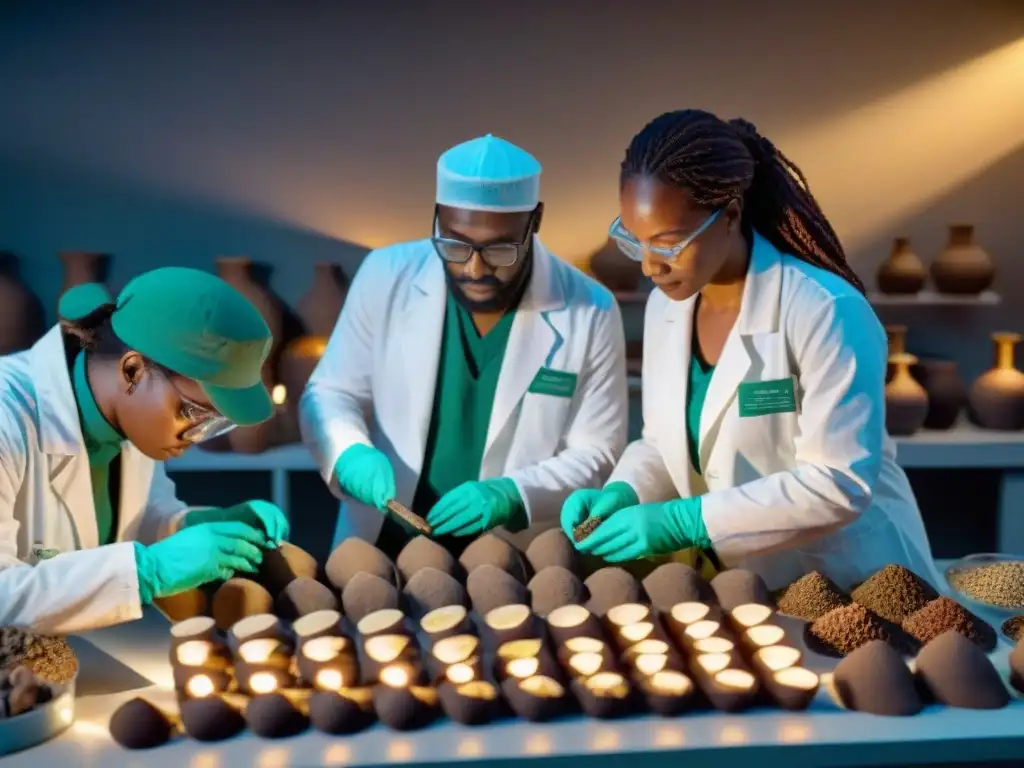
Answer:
[
  {"left": 609, "top": 232, "right": 941, "bottom": 591},
  {"left": 301, "top": 237, "right": 628, "bottom": 549},
  {"left": 0, "top": 326, "right": 189, "bottom": 633}
]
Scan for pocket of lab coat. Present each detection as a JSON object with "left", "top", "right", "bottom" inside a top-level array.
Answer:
[{"left": 517, "top": 392, "right": 574, "bottom": 454}]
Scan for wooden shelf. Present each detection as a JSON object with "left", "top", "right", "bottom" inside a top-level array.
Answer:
[{"left": 868, "top": 290, "right": 1000, "bottom": 306}]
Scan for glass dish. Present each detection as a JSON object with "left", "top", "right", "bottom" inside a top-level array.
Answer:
[{"left": 944, "top": 553, "right": 1024, "bottom": 622}]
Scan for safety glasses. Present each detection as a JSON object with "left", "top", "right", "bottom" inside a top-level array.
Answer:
[
  {"left": 150, "top": 365, "right": 237, "bottom": 443},
  {"left": 609, "top": 208, "right": 722, "bottom": 263},
  {"left": 430, "top": 206, "right": 538, "bottom": 268}
]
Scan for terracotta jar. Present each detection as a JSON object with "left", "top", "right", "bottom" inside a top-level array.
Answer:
[
  {"left": 876, "top": 238, "right": 925, "bottom": 295},
  {"left": 930, "top": 224, "right": 995, "bottom": 295},
  {"left": 58, "top": 251, "right": 109, "bottom": 315},
  {"left": 885, "top": 353, "right": 928, "bottom": 436},
  {"left": 0, "top": 251, "right": 45, "bottom": 354},
  {"left": 278, "top": 336, "right": 328, "bottom": 444},
  {"left": 911, "top": 358, "right": 965, "bottom": 430},
  {"left": 589, "top": 237, "right": 642, "bottom": 292},
  {"left": 297, "top": 262, "right": 347, "bottom": 337},
  {"left": 884, "top": 325, "right": 908, "bottom": 384},
  {"left": 968, "top": 333, "right": 1024, "bottom": 431}
]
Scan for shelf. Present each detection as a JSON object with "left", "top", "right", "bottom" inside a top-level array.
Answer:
[{"left": 868, "top": 290, "right": 1000, "bottom": 306}]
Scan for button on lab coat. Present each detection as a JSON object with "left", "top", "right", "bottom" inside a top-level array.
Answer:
[
  {"left": 609, "top": 232, "right": 941, "bottom": 591},
  {"left": 301, "top": 237, "right": 629, "bottom": 548},
  {"left": 0, "top": 327, "right": 189, "bottom": 633}
]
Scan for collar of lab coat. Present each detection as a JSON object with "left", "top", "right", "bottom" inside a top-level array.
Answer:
[{"left": 29, "top": 325, "right": 90, "bottom": 457}]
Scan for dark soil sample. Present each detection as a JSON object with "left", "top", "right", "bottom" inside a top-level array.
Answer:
[
  {"left": 584, "top": 567, "right": 644, "bottom": 617},
  {"left": 573, "top": 517, "right": 602, "bottom": 543},
  {"left": 901, "top": 596, "right": 996, "bottom": 651},
  {"left": 915, "top": 630, "right": 1009, "bottom": 710},
  {"left": 109, "top": 697, "right": 176, "bottom": 749},
  {"left": 528, "top": 566, "right": 587, "bottom": 617},
  {"left": 257, "top": 542, "right": 320, "bottom": 594},
  {"left": 525, "top": 528, "right": 581, "bottom": 576},
  {"left": 1002, "top": 615, "right": 1024, "bottom": 644},
  {"left": 211, "top": 578, "right": 274, "bottom": 631},
  {"left": 459, "top": 534, "right": 529, "bottom": 584},
  {"left": 776, "top": 571, "right": 850, "bottom": 621},
  {"left": 710, "top": 569, "right": 773, "bottom": 612},
  {"left": 850, "top": 564, "right": 938, "bottom": 624},
  {"left": 326, "top": 538, "right": 398, "bottom": 591},
  {"left": 642, "top": 562, "right": 713, "bottom": 612},
  {"left": 0, "top": 627, "right": 79, "bottom": 684},
  {"left": 806, "top": 602, "right": 917, "bottom": 657},
  {"left": 402, "top": 568, "right": 468, "bottom": 620},
  {"left": 396, "top": 536, "right": 461, "bottom": 583},
  {"left": 832, "top": 639, "right": 923, "bottom": 716}
]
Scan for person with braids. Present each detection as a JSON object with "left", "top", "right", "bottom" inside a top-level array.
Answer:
[
  {"left": 0, "top": 267, "right": 290, "bottom": 633},
  {"left": 561, "top": 109, "right": 938, "bottom": 591}
]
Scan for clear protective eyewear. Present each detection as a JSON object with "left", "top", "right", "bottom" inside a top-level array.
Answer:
[
  {"left": 609, "top": 208, "right": 722, "bottom": 263},
  {"left": 151, "top": 365, "right": 237, "bottom": 443},
  {"left": 430, "top": 206, "right": 537, "bottom": 269}
]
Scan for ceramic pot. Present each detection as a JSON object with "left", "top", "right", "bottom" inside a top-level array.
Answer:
[
  {"left": 968, "top": 333, "right": 1024, "bottom": 431},
  {"left": 930, "top": 224, "right": 994, "bottom": 296},
  {"left": 885, "top": 353, "right": 928, "bottom": 436},
  {"left": 911, "top": 358, "right": 965, "bottom": 430},
  {"left": 0, "top": 251, "right": 45, "bottom": 354},
  {"left": 298, "top": 263, "right": 347, "bottom": 337},
  {"left": 58, "top": 251, "right": 109, "bottom": 315},
  {"left": 278, "top": 336, "right": 329, "bottom": 443},
  {"left": 884, "top": 325, "right": 908, "bottom": 384},
  {"left": 876, "top": 238, "right": 925, "bottom": 295},
  {"left": 589, "top": 237, "right": 642, "bottom": 292}
]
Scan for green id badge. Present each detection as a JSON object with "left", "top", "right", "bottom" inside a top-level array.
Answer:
[
  {"left": 528, "top": 367, "right": 578, "bottom": 398},
  {"left": 737, "top": 377, "right": 797, "bottom": 417}
]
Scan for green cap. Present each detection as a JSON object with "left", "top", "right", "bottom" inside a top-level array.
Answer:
[{"left": 59, "top": 267, "right": 274, "bottom": 426}]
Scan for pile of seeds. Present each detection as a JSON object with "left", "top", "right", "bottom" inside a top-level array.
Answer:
[
  {"left": 776, "top": 571, "right": 850, "bottom": 620},
  {"left": 806, "top": 602, "right": 917, "bottom": 657},
  {"left": 947, "top": 561, "right": 1024, "bottom": 609},
  {"left": 573, "top": 517, "right": 602, "bottom": 543},
  {"left": 901, "top": 596, "right": 997, "bottom": 651},
  {"left": 0, "top": 627, "right": 78, "bottom": 684},
  {"left": 850, "top": 564, "right": 938, "bottom": 623},
  {"left": 1002, "top": 616, "right": 1024, "bottom": 644}
]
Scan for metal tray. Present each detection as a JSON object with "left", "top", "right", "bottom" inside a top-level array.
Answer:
[{"left": 0, "top": 676, "right": 76, "bottom": 756}]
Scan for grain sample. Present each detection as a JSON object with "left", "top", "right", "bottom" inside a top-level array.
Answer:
[
  {"left": 584, "top": 567, "right": 644, "bottom": 617},
  {"left": 108, "top": 697, "right": 176, "bottom": 749},
  {"left": 850, "top": 564, "right": 938, "bottom": 624},
  {"left": 326, "top": 537, "right": 398, "bottom": 591},
  {"left": 180, "top": 696, "right": 246, "bottom": 741},
  {"left": 459, "top": 534, "right": 529, "bottom": 584},
  {"left": 915, "top": 630, "right": 1009, "bottom": 710},
  {"left": 0, "top": 627, "right": 79, "bottom": 684},
  {"left": 806, "top": 603, "right": 917, "bottom": 657},
  {"left": 710, "top": 569, "right": 773, "bottom": 612},
  {"left": 153, "top": 588, "right": 208, "bottom": 622},
  {"left": 1002, "top": 615, "right": 1024, "bottom": 644},
  {"left": 901, "top": 596, "right": 996, "bottom": 651},
  {"left": 525, "top": 528, "right": 581, "bottom": 575},
  {"left": 832, "top": 639, "right": 922, "bottom": 716},
  {"left": 572, "top": 516, "right": 602, "bottom": 543},
  {"left": 642, "top": 562, "right": 713, "bottom": 612},
  {"left": 308, "top": 688, "right": 375, "bottom": 734},
  {"left": 246, "top": 692, "right": 309, "bottom": 738},
  {"left": 466, "top": 564, "right": 528, "bottom": 616},
  {"left": 947, "top": 561, "right": 1024, "bottom": 609},
  {"left": 396, "top": 536, "right": 461, "bottom": 583},
  {"left": 211, "top": 578, "right": 274, "bottom": 632},
  {"left": 341, "top": 572, "right": 400, "bottom": 625},
  {"left": 275, "top": 577, "right": 339, "bottom": 621},
  {"left": 776, "top": 571, "right": 850, "bottom": 621},
  {"left": 257, "top": 542, "right": 319, "bottom": 594},
  {"left": 402, "top": 567, "right": 468, "bottom": 620},
  {"left": 528, "top": 566, "right": 587, "bottom": 617}
]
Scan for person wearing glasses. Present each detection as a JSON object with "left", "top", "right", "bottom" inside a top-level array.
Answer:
[
  {"left": 302, "top": 134, "right": 628, "bottom": 557},
  {"left": 0, "top": 267, "right": 289, "bottom": 632},
  {"left": 560, "top": 110, "right": 938, "bottom": 591}
]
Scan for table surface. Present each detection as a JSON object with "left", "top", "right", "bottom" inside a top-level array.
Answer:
[{"left": 6, "top": 567, "right": 1024, "bottom": 767}]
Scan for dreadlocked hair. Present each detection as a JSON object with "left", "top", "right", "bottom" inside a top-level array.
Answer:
[{"left": 621, "top": 109, "right": 865, "bottom": 293}]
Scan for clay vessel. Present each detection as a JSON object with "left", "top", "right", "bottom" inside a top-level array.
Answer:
[
  {"left": 884, "top": 325, "right": 907, "bottom": 384},
  {"left": 0, "top": 251, "right": 45, "bottom": 354},
  {"left": 876, "top": 238, "right": 925, "bottom": 295},
  {"left": 885, "top": 353, "right": 928, "bottom": 436},
  {"left": 278, "top": 336, "right": 328, "bottom": 443},
  {"left": 968, "top": 333, "right": 1024, "bottom": 431},
  {"left": 911, "top": 358, "right": 965, "bottom": 430},
  {"left": 297, "top": 262, "right": 347, "bottom": 337},
  {"left": 930, "top": 224, "right": 994, "bottom": 295},
  {"left": 589, "top": 237, "right": 642, "bottom": 292}
]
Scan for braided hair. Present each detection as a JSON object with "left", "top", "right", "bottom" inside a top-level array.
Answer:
[{"left": 621, "top": 109, "right": 865, "bottom": 293}]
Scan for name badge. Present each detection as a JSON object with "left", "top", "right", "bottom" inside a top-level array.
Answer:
[
  {"left": 528, "top": 367, "right": 578, "bottom": 398},
  {"left": 737, "top": 377, "right": 797, "bottom": 417}
]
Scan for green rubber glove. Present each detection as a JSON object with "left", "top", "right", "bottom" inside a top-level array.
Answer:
[
  {"left": 560, "top": 482, "right": 639, "bottom": 541},
  {"left": 575, "top": 497, "right": 711, "bottom": 563},
  {"left": 134, "top": 522, "right": 267, "bottom": 604},
  {"left": 183, "top": 500, "right": 289, "bottom": 546},
  {"left": 333, "top": 444, "right": 396, "bottom": 511},
  {"left": 425, "top": 478, "right": 525, "bottom": 537}
]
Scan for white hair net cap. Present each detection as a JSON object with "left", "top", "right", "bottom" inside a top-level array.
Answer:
[{"left": 436, "top": 134, "right": 542, "bottom": 213}]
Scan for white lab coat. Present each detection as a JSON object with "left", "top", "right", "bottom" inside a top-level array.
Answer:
[
  {"left": 609, "top": 232, "right": 941, "bottom": 591},
  {"left": 0, "top": 326, "right": 189, "bottom": 634},
  {"left": 301, "top": 237, "right": 628, "bottom": 548}
]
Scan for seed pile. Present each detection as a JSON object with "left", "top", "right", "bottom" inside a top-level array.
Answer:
[
  {"left": 850, "top": 564, "right": 938, "bottom": 623},
  {"left": 0, "top": 627, "right": 78, "bottom": 684},
  {"left": 776, "top": 571, "right": 850, "bottom": 620},
  {"left": 1002, "top": 616, "right": 1024, "bottom": 644},
  {"left": 901, "top": 596, "right": 996, "bottom": 651},
  {"left": 947, "top": 561, "right": 1024, "bottom": 609},
  {"left": 573, "top": 517, "right": 602, "bottom": 543},
  {"left": 806, "top": 602, "right": 916, "bottom": 657}
]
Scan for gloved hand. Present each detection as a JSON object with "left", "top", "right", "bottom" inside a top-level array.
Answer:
[
  {"left": 560, "top": 482, "right": 639, "bottom": 541},
  {"left": 426, "top": 478, "right": 525, "bottom": 537},
  {"left": 333, "top": 444, "right": 396, "bottom": 511},
  {"left": 183, "top": 500, "right": 289, "bottom": 546},
  {"left": 134, "top": 522, "right": 268, "bottom": 603},
  {"left": 575, "top": 497, "right": 711, "bottom": 563}
]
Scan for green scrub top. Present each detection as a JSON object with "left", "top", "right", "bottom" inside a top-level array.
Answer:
[
  {"left": 412, "top": 293, "right": 517, "bottom": 514},
  {"left": 72, "top": 352, "right": 125, "bottom": 545},
  {"left": 686, "top": 324, "right": 715, "bottom": 475}
]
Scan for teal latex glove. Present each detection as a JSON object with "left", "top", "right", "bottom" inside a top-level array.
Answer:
[
  {"left": 334, "top": 444, "right": 396, "bottom": 511},
  {"left": 560, "top": 482, "right": 639, "bottom": 541},
  {"left": 183, "top": 500, "right": 289, "bottom": 546},
  {"left": 426, "top": 478, "right": 525, "bottom": 537},
  {"left": 576, "top": 497, "right": 712, "bottom": 563},
  {"left": 134, "top": 522, "right": 267, "bottom": 603}
]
